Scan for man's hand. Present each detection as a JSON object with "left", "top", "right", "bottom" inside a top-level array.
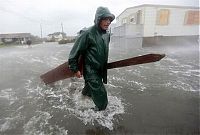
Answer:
[{"left": 75, "top": 71, "right": 82, "bottom": 78}]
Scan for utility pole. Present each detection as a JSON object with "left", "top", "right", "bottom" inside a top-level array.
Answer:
[
  {"left": 40, "top": 23, "right": 43, "bottom": 39},
  {"left": 61, "top": 23, "right": 64, "bottom": 33},
  {"left": 61, "top": 23, "right": 64, "bottom": 38}
]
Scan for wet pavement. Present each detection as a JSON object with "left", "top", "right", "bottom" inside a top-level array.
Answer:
[{"left": 0, "top": 39, "right": 199, "bottom": 135}]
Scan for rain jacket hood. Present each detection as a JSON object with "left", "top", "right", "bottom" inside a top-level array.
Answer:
[{"left": 94, "top": 6, "right": 115, "bottom": 27}]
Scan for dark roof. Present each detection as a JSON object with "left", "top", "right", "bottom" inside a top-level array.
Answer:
[{"left": 0, "top": 33, "right": 31, "bottom": 39}]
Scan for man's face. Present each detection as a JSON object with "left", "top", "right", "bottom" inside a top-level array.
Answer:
[{"left": 99, "top": 17, "right": 111, "bottom": 30}]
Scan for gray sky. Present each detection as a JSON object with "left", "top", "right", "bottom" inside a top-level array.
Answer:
[{"left": 0, "top": 0, "right": 198, "bottom": 37}]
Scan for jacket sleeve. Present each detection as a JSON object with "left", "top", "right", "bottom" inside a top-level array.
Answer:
[{"left": 68, "top": 32, "right": 88, "bottom": 73}]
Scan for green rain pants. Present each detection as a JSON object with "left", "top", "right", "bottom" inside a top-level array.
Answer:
[{"left": 83, "top": 77, "right": 108, "bottom": 110}]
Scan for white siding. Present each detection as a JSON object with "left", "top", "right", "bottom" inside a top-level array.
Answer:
[
  {"left": 116, "top": 7, "right": 145, "bottom": 26},
  {"left": 113, "top": 24, "right": 143, "bottom": 37},
  {"left": 115, "top": 5, "right": 199, "bottom": 37},
  {"left": 154, "top": 8, "right": 199, "bottom": 36},
  {"left": 114, "top": 7, "right": 145, "bottom": 37},
  {"left": 143, "top": 7, "right": 157, "bottom": 37}
]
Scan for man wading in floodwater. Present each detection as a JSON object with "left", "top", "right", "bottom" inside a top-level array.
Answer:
[{"left": 68, "top": 7, "right": 115, "bottom": 111}]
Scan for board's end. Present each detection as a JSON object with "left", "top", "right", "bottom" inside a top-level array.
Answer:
[{"left": 152, "top": 53, "right": 166, "bottom": 61}]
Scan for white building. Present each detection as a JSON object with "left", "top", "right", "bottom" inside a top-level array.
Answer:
[
  {"left": 114, "top": 4, "right": 199, "bottom": 37},
  {"left": 47, "top": 32, "right": 66, "bottom": 42},
  {"left": 0, "top": 33, "right": 31, "bottom": 44},
  {"left": 112, "top": 4, "right": 199, "bottom": 47}
]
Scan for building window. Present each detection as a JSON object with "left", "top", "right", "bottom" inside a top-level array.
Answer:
[
  {"left": 136, "top": 10, "right": 142, "bottom": 24},
  {"left": 184, "top": 10, "right": 199, "bottom": 25},
  {"left": 129, "top": 14, "right": 137, "bottom": 24},
  {"left": 130, "top": 17, "right": 136, "bottom": 23},
  {"left": 156, "top": 9, "right": 170, "bottom": 25},
  {"left": 129, "top": 10, "right": 142, "bottom": 24},
  {"left": 122, "top": 18, "right": 127, "bottom": 24}
]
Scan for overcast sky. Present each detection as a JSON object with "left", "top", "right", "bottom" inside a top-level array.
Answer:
[{"left": 0, "top": 0, "right": 198, "bottom": 37}]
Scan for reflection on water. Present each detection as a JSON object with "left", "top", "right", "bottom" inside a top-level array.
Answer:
[{"left": 0, "top": 38, "right": 199, "bottom": 134}]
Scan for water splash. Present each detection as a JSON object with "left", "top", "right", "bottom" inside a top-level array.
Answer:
[
  {"left": 65, "top": 94, "right": 124, "bottom": 130},
  {"left": 23, "top": 78, "right": 125, "bottom": 131},
  {"left": 23, "top": 111, "right": 68, "bottom": 135}
]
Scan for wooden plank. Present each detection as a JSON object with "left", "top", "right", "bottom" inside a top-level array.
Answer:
[
  {"left": 107, "top": 53, "right": 165, "bottom": 69},
  {"left": 40, "top": 62, "right": 74, "bottom": 84},
  {"left": 40, "top": 53, "right": 165, "bottom": 84}
]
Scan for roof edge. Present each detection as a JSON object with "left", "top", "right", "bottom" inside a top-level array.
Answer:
[{"left": 117, "top": 4, "right": 199, "bottom": 18}]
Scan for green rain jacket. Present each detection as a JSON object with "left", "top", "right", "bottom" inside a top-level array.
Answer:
[{"left": 68, "top": 7, "right": 115, "bottom": 84}]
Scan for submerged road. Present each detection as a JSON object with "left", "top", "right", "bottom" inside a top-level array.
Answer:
[{"left": 0, "top": 41, "right": 199, "bottom": 135}]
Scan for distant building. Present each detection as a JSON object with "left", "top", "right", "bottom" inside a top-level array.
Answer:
[
  {"left": 112, "top": 4, "right": 199, "bottom": 47},
  {"left": 47, "top": 32, "right": 66, "bottom": 42},
  {"left": 0, "top": 33, "right": 31, "bottom": 44},
  {"left": 47, "top": 32, "right": 76, "bottom": 43}
]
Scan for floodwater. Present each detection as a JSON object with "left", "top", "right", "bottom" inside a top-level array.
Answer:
[{"left": 0, "top": 39, "right": 199, "bottom": 135}]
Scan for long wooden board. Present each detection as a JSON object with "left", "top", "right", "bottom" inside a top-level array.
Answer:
[{"left": 40, "top": 53, "right": 165, "bottom": 84}]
